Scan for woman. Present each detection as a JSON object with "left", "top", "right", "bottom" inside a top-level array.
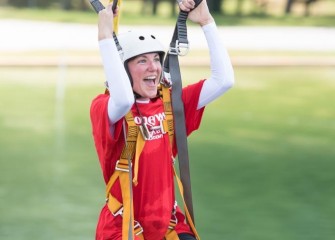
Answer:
[{"left": 90, "top": 0, "right": 234, "bottom": 239}]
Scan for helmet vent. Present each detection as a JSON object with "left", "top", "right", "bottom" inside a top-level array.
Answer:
[
  {"left": 151, "top": 35, "right": 156, "bottom": 39},
  {"left": 139, "top": 36, "right": 145, "bottom": 40}
]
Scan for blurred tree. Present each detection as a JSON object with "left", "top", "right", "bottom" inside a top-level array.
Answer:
[
  {"left": 2, "top": 0, "right": 125, "bottom": 11},
  {"left": 79, "top": 0, "right": 90, "bottom": 11},
  {"left": 62, "top": 0, "right": 73, "bottom": 10},
  {"left": 28, "top": 0, "right": 36, "bottom": 8},
  {"left": 8, "top": 0, "right": 51, "bottom": 7},
  {"left": 8, "top": 0, "right": 29, "bottom": 7},
  {"left": 142, "top": 0, "right": 176, "bottom": 16},
  {"left": 61, "top": 0, "right": 89, "bottom": 11},
  {"left": 235, "top": 0, "right": 244, "bottom": 15},
  {"left": 207, "top": 0, "right": 224, "bottom": 14},
  {"left": 152, "top": 0, "right": 159, "bottom": 15},
  {"left": 285, "top": 0, "right": 318, "bottom": 16},
  {"left": 235, "top": 0, "right": 268, "bottom": 16}
]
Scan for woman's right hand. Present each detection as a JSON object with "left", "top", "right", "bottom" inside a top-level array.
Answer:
[{"left": 98, "top": 4, "right": 119, "bottom": 40}]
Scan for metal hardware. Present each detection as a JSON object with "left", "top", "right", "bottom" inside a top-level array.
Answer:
[
  {"left": 168, "top": 40, "right": 189, "bottom": 56},
  {"left": 115, "top": 160, "right": 131, "bottom": 172}
]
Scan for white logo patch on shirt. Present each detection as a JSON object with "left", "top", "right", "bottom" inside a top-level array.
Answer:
[{"left": 134, "top": 112, "right": 167, "bottom": 141}]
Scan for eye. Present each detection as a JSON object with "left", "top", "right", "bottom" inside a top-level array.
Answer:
[
  {"left": 153, "top": 54, "right": 160, "bottom": 62},
  {"left": 138, "top": 58, "right": 146, "bottom": 64}
]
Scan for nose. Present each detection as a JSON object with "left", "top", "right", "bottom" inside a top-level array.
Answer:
[{"left": 147, "top": 60, "right": 160, "bottom": 72}]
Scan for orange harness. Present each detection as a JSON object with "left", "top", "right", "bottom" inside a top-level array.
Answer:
[{"left": 104, "top": 84, "right": 200, "bottom": 240}]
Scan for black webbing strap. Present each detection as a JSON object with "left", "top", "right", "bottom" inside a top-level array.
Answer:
[
  {"left": 168, "top": 11, "right": 189, "bottom": 56},
  {"left": 164, "top": 0, "right": 202, "bottom": 224}
]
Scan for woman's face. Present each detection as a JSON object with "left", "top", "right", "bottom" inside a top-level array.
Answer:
[{"left": 127, "top": 52, "right": 162, "bottom": 100}]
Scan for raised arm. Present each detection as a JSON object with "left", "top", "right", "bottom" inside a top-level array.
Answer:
[
  {"left": 182, "top": 0, "right": 235, "bottom": 109},
  {"left": 197, "top": 20, "right": 234, "bottom": 109},
  {"left": 98, "top": 4, "right": 134, "bottom": 124}
]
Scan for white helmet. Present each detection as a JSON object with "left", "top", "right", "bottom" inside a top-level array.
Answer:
[{"left": 117, "top": 30, "right": 166, "bottom": 65}]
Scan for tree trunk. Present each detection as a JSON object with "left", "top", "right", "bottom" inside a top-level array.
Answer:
[
  {"left": 235, "top": 0, "right": 244, "bottom": 16},
  {"left": 285, "top": 0, "right": 294, "bottom": 14},
  {"left": 207, "top": 0, "right": 223, "bottom": 14},
  {"left": 152, "top": 0, "right": 159, "bottom": 15},
  {"left": 28, "top": 0, "right": 36, "bottom": 8},
  {"left": 80, "top": 0, "right": 89, "bottom": 11},
  {"left": 9, "top": 0, "right": 28, "bottom": 7},
  {"left": 304, "top": 0, "right": 316, "bottom": 16},
  {"left": 170, "top": 0, "right": 176, "bottom": 16},
  {"left": 62, "top": 0, "right": 73, "bottom": 10}
]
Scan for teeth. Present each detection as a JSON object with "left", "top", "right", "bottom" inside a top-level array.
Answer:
[{"left": 144, "top": 76, "right": 156, "bottom": 81}]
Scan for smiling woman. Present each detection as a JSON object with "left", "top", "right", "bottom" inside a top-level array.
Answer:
[{"left": 90, "top": 1, "right": 234, "bottom": 239}]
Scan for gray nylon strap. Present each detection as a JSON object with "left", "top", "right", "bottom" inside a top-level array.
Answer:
[
  {"left": 168, "top": 53, "right": 195, "bottom": 223},
  {"left": 164, "top": 0, "right": 203, "bottom": 225}
]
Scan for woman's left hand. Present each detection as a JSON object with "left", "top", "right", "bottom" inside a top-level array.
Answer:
[{"left": 186, "top": 0, "right": 214, "bottom": 26}]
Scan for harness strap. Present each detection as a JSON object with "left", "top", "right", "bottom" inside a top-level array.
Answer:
[
  {"left": 105, "top": 111, "right": 144, "bottom": 240},
  {"left": 105, "top": 84, "right": 176, "bottom": 239},
  {"left": 111, "top": 0, "right": 122, "bottom": 34},
  {"left": 158, "top": 84, "right": 174, "bottom": 146},
  {"left": 173, "top": 165, "right": 200, "bottom": 239},
  {"left": 165, "top": 229, "right": 179, "bottom": 240},
  {"left": 163, "top": 0, "right": 202, "bottom": 228}
]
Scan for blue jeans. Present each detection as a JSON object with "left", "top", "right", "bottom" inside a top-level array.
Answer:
[{"left": 178, "top": 233, "right": 196, "bottom": 240}]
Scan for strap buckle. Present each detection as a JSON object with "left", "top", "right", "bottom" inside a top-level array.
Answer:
[
  {"left": 112, "top": 206, "right": 124, "bottom": 217},
  {"left": 169, "top": 40, "right": 189, "bottom": 56},
  {"left": 168, "top": 214, "right": 178, "bottom": 229},
  {"left": 134, "top": 220, "right": 144, "bottom": 236},
  {"left": 115, "top": 160, "right": 131, "bottom": 172},
  {"left": 161, "top": 71, "right": 172, "bottom": 88},
  {"left": 139, "top": 123, "right": 150, "bottom": 140}
]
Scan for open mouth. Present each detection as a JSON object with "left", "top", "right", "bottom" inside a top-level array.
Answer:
[{"left": 143, "top": 76, "right": 157, "bottom": 86}]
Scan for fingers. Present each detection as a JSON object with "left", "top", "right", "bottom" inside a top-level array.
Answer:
[
  {"left": 177, "top": 0, "right": 195, "bottom": 12},
  {"left": 113, "top": 6, "right": 119, "bottom": 17},
  {"left": 99, "top": 3, "right": 118, "bottom": 17}
]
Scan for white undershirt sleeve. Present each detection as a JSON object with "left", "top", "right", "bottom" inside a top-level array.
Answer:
[
  {"left": 99, "top": 39, "right": 134, "bottom": 124},
  {"left": 197, "top": 22, "right": 235, "bottom": 109}
]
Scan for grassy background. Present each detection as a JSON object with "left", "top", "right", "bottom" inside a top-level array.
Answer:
[
  {"left": 0, "top": 1, "right": 334, "bottom": 239},
  {"left": 0, "top": 65, "right": 334, "bottom": 239}
]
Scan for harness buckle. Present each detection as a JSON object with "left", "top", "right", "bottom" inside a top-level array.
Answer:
[
  {"left": 161, "top": 71, "right": 172, "bottom": 88},
  {"left": 168, "top": 214, "right": 178, "bottom": 229},
  {"left": 115, "top": 160, "right": 131, "bottom": 172},
  {"left": 134, "top": 220, "right": 144, "bottom": 236},
  {"left": 112, "top": 206, "right": 124, "bottom": 217},
  {"left": 159, "top": 120, "right": 167, "bottom": 134},
  {"left": 168, "top": 40, "right": 189, "bottom": 56},
  {"left": 139, "top": 123, "right": 150, "bottom": 140}
]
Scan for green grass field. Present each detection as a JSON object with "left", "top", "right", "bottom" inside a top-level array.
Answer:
[{"left": 0, "top": 65, "right": 334, "bottom": 239}]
